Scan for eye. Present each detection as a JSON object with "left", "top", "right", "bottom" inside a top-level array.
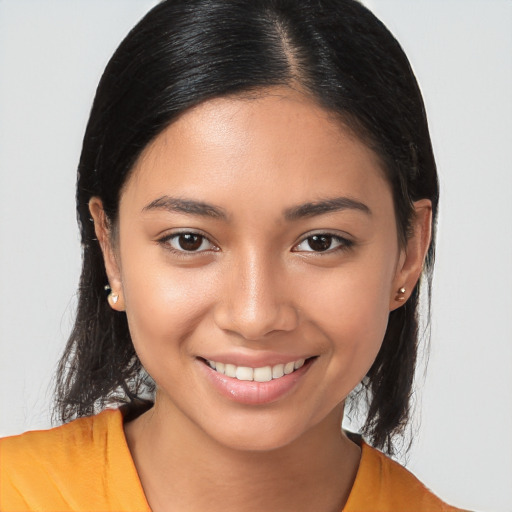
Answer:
[
  {"left": 293, "top": 234, "right": 352, "bottom": 253},
  {"left": 163, "top": 232, "right": 217, "bottom": 253}
]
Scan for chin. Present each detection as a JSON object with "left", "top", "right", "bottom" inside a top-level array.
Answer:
[
  {"left": 195, "top": 403, "right": 340, "bottom": 454},
  {"left": 208, "top": 423, "right": 306, "bottom": 453}
]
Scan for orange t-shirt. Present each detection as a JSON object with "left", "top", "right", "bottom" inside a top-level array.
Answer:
[{"left": 0, "top": 409, "right": 463, "bottom": 512}]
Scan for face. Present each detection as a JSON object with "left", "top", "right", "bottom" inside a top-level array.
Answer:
[{"left": 93, "top": 88, "right": 427, "bottom": 451}]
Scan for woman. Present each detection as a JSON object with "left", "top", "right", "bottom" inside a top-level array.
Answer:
[{"left": 0, "top": 1, "right": 468, "bottom": 510}]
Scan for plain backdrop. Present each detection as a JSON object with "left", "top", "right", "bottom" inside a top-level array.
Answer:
[{"left": 0, "top": 1, "right": 511, "bottom": 511}]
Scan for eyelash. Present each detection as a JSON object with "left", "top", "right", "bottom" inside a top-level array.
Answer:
[
  {"left": 293, "top": 233, "right": 354, "bottom": 254},
  {"left": 158, "top": 231, "right": 219, "bottom": 257},
  {"left": 158, "top": 231, "right": 354, "bottom": 256}
]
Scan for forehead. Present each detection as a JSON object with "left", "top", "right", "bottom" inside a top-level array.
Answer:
[{"left": 122, "top": 88, "right": 392, "bottom": 218}]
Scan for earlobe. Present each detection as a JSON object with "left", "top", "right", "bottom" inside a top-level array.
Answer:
[
  {"left": 390, "top": 199, "right": 432, "bottom": 310},
  {"left": 89, "top": 198, "right": 125, "bottom": 311}
]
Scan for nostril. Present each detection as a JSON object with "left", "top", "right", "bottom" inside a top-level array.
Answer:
[{"left": 213, "top": 300, "right": 300, "bottom": 340}]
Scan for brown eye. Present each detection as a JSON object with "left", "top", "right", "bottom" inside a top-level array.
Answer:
[
  {"left": 307, "top": 235, "right": 333, "bottom": 252},
  {"left": 178, "top": 233, "right": 203, "bottom": 251},
  {"left": 165, "top": 232, "right": 215, "bottom": 253},
  {"left": 293, "top": 233, "right": 352, "bottom": 253}
]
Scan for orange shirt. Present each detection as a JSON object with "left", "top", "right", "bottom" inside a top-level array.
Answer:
[{"left": 0, "top": 409, "right": 463, "bottom": 512}]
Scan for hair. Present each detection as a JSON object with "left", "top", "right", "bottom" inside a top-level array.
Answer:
[{"left": 54, "top": 0, "right": 438, "bottom": 455}]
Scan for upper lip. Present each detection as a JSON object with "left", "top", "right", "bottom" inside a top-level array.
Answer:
[{"left": 198, "top": 352, "right": 314, "bottom": 368}]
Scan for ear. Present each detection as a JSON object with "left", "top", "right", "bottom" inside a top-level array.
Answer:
[
  {"left": 389, "top": 199, "right": 432, "bottom": 310},
  {"left": 89, "top": 197, "right": 125, "bottom": 311}
]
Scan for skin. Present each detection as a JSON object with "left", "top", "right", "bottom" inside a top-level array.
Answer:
[{"left": 90, "top": 87, "right": 431, "bottom": 512}]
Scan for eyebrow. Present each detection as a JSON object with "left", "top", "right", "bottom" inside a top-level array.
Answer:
[
  {"left": 142, "top": 195, "right": 371, "bottom": 222},
  {"left": 142, "top": 196, "right": 228, "bottom": 220},
  {"left": 284, "top": 197, "right": 371, "bottom": 220}
]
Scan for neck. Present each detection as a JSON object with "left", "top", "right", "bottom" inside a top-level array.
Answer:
[{"left": 124, "top": 398, "right": 361, "bottom": 512}]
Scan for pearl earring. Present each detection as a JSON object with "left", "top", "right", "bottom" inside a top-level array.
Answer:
[{"left": 106, "top": 285, "right": 120, "bottom": 308}]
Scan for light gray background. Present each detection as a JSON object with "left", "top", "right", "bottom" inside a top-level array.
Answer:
[{"left": 0, "top": 1, "right": 511, "bottom": 511}]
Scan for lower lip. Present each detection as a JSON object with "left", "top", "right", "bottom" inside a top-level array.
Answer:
[{"left": 198, "top": 359, "right": 313, "bottom": 405}]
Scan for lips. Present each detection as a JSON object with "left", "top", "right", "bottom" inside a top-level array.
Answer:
[
  {"left": 205, "top": 358, "right": 306, "bottom": 382},
  {"left": 198, "top": 356, "right": 315, "bottom": 405}
]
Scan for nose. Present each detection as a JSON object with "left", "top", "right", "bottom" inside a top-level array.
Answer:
[{"left": 213, "top": 251, "right": 299, "bottom": 340}]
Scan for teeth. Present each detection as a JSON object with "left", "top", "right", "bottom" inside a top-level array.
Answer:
[
  {"left": 272, "top": 364, "right": 284, "bottom": 379},
  {"left": 253, "top": 366, "right": 272, "bottom": 382},
  {"left": 236, "top": 366, "right": 253, "bottom": 381},
  {"left": 206, "top": 358, "right": 308, "bottom": 382},
  {"left": 284, "top": 362, "right": 295, "bottom": 375},
  {"left": 225, "top": 364, "right": 237, "bottom": 378},
  {"left": 294, "top": 359, "right": 305, "bottom": 370}
]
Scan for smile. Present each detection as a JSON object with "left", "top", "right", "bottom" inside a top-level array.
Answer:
[{"left": 205, "top": 358, "right": 306, "bottom": 382}]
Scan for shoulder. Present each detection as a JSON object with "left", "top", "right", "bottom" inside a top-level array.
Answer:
[
  {"left": 0, "top": 408, "right": 148, "bottom": 512},
  {"left": 344, "top": 439, "right": 467, "bottom": 512},
  {"left": 0, "top": 408, "right": 119, "bottom": 473}
]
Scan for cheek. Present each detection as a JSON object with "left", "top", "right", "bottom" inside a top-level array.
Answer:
[
  {"left": 300, "top": 253, "right": 396, "bottom": 389},
  {"left": 118, "top": 241, "right": 217, "bottom": 362},
  {"left": 310, "top": 275, "right": 390, "bottom": 358},
  {"left": 304, "top": 250, "right": 394, "bottom": 332}
]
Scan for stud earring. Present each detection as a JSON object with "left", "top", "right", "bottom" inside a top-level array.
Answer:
[
  {"left": 396, "top": 287, "right": 406, "bottom": 302},
  {"left": 105, "top": 283, "right": 123, "bottom": 309},
  {"left": 107, "top": 289, "right": 120, "bottom": 308}
]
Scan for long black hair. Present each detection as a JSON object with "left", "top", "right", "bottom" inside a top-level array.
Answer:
[{"left": 54, "top": 0, "right": 438, "bottom": 455}]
